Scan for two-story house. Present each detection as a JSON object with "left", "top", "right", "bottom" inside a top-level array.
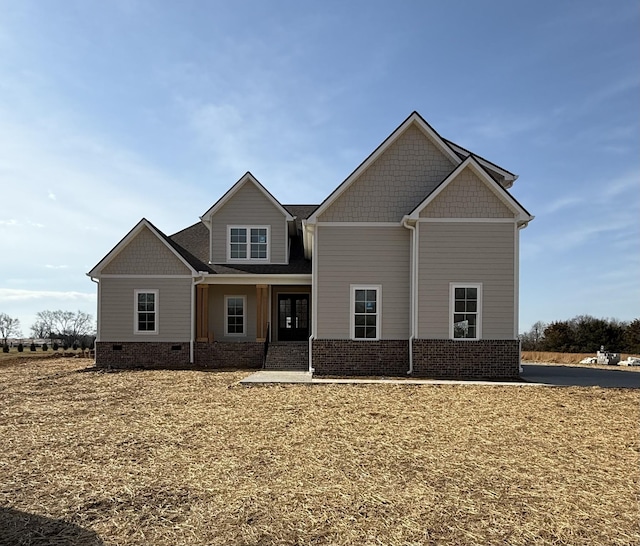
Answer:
[{"left": 88, "top": 111, "right": 533, "bottom": 379}]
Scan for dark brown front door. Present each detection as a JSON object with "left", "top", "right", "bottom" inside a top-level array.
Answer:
[{"left": 278, "top": 294, "right": 309, "bottom": 341}]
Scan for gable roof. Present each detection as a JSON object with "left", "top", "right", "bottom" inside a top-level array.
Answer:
[
  {"left": 307, "top": 111, "right": 462, "bottom": 223},
  {"left": 443, "top": 139, "right": 517, "bottom": 188},
  {"left": 87, "top": 218, "right": 201, "bottom": 277},
  {"left": 200, "top": 171, "right": 294, "bottom": 221},
  {"left": 405, "top": 156, "right": 533, "bottom": 225}
]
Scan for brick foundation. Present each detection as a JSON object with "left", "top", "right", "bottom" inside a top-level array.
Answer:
[
  {"left": 412, "top": 339, "right": 520, "bottom": 379},
  {"left": 195, "top": 342, "right": 263, "bottom": 369},
  {"left": 312, "top": 340, "right": 409, "bottom": 376},
  {"left": 95, "top": 342, "right": 191, "bottom": 369}
]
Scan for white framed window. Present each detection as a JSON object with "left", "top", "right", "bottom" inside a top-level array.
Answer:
[
  {"left": 134, "top": 289, "right": 158, "bottom": 334},
  {"left": 351, "top": 285, "right": 381, "bottom": 340},
  {"left": 449, "top": 283, "right": 482, "bottom": 340},
  {"left": 225, "top": 295, "right": 246, "bottom": 336},
  {"left": 227, "top": 226, "right": 269, "bottom": 261}
]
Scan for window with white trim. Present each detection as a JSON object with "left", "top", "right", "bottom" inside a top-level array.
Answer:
[
  {"left": 228, "top": 226, "right": 269, "bottom": 261},
  {"left": 225, "top": 295, "right": 246, "bottom": 336},
  {"left": 134, "top": 289, "right": 158, "bottom": 334},
  {"left": 450, "top": 283, "right": 482, "bottom": 340},
  {"left": 352, "top": 285, "right": 381, "bottom": 340}
]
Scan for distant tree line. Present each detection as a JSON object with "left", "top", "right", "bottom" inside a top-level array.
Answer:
[
  {"left": 0, "top": 310, "right": 96, "bottom": 349},
  {"left": 521, "top": 316, "right": 640, "bottom": 354}
]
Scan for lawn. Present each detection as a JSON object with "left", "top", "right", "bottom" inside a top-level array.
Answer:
[{"left": 1, "top": 359, "right": 638, "bottom": 545}]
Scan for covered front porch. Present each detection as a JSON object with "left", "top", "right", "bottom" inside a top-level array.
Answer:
[{"left": 194, "top": 277, "right": 311, "bottom": 369}]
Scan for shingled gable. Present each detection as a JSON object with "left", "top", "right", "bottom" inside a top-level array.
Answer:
[
  {"left": 404, "top": 156, "right": 534, "bottom": 225},
  {"left": 306, "top": 111, "right": 462, "bottom": 224},
  {"left": 443, "top": 139, "right": 517, "bottom": 188},
  {"left": 87, "top": 218, "right": 198, "bottom": 278},
  {"left": 200, "top": 171, "right": 294, "bottom": 222}
]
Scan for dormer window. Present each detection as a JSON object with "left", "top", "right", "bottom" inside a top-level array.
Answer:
[{"left": 228, "top": 226, "right": 269, "bottom": 261}]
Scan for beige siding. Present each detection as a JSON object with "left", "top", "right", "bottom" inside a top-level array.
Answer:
[
  {"left": 208, "top": 284, "right": 257, "bottom": 342},
  {"left": 417, "top": 222, "right": 515, "bottom": 339},
  {"left": 210, "top": 182, "right": 287, "bottom": 263},
  {"left": 420, "top": 167, "right": 515, "bottom": 219},
  {"left": 319, "top": 124, "right": 457, "bottom": 222},
  {"left": 316, "top": 226, "right": 410, "bottom": 339},
  {"left": 99, "top": 278, "right": 192, "bottom": 341},
  {"left": 102, "top": 226, "right": 191, "bottom": 275}
]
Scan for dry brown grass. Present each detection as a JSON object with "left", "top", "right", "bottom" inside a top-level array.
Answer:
[
  {"left": 523, "top": 351, "right": 640, "bottom": 369},
  {"left": 1, "top": 358, "right": 638, "bottom": 546}
]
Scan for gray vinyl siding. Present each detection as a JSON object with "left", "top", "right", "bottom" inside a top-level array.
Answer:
[
  {"left": 316, "top": 226, "right": 410, "bottom": 339},
  {"left": 209, "top": 284, "right": 257, "bottom": 342},
  {"left": 210, "top": 182, "right": 288, "bottom": 263},
  {"left": 99, "top": 278, "right": 192, "bottom": 341},
  {"left": 102, "top": 226, "right": 192, "bottom": 275},
  {"left": 318, "top": 124, "right": 457, "bottom": 222},
  {"left": 417, "top": 222, "right": 515, "bottom": 339}
]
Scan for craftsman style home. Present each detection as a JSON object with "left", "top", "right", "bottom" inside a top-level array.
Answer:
[{"left": 88, "top": 112, "right": 533, "bottom": 378}]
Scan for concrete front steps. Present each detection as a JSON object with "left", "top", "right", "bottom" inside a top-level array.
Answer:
[{"left": 264, "top": 342, "right": 309, "bottom": 371}]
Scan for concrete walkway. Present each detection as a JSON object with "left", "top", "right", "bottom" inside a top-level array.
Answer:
[{"left": 239, "top": 369, "right": 542, "bottom": 387}]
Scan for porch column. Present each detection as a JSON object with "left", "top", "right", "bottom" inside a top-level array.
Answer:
[
  {"left": 196, "top": 284, "right": 210, "bottom": 342},
  {"left": 256, "top": 284, "right": 269, "bottom": 342}
]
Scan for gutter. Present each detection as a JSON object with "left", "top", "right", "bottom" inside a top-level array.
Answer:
[
  {"left": 402, "top": 217, "right": 417, "bottom": 375},
  {"left": 90, "top": 277, "right": 100, "bottom": 344}
]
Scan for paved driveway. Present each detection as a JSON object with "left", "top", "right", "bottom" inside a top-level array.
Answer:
[{"left": 521, "top": 364, "right": 640, "bottom": 389}]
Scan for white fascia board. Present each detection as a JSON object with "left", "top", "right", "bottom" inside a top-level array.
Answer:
[
  {"left": 407, "top": 157, "right": 531, "bottom": 223},
  {"left": 87, "top": 218, "right": 196, "bottom": 277},
  {"left": 199, "top": 274, "right": 312, "bottom": 286},
  {"left": 307, "top": 113, "right": 461, "bottom": 223},
  {"left": 200, "top": 172, "right": 293, "bottom": 221}
]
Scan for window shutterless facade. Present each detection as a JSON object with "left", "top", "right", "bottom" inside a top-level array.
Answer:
[
  {"left": 225, "top": 295, "right": 246, "bottom": 336},
  {"left": 450, "top": 283, "right": 482, "bottom": 340},
  {"left": 134, "top": 289, "right": 158, "bottom": 334},
  {"left": 227, "top": 226, "right": 269, "bottom": 261},
  {"left": 351, "top": 285, "right": 381, "bottom": 340}
]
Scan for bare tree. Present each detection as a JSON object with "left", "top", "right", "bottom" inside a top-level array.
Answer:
[
  {"left": 31, "top": 310, "right": 96, "bottom": 345},
  {"left": 0, "top": 313, "right": 22, "bottom": 345}
]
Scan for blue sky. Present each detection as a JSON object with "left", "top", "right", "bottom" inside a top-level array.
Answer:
[{"left": 0, "top": 0, "right": 638, "bottom": 336}]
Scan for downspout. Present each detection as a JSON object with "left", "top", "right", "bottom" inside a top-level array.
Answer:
[
  {"left": 308, "top": 222, "right": 317, "bottom": 374},
  {"left": 90, "top": 277, "right": 100, "bottom": 345},
  {"left": 402, "top": 218, "right": 416, "bottom": 375}
]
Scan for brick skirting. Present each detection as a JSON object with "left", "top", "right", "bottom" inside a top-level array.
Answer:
[
  {"left": 95, "top": 341, "right": 191, "bottom": 369},
  {"left": 312, "top": 340, "right": 409, "bottom": 376},
  {"left": 195, "top": 342, "right": 263, "bottom": 369},
  {"left": 412, "top": 339, "right": 520, "bottom": 379}
]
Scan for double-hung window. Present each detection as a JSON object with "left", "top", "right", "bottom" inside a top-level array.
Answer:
[
  {"left": 225, "top": 295, "right": 246, "bottom": 336},
  {"left": 352, "top": 285, "right": 381, "bottom": 340},
  {"left": 134, "top": 289, "right": 158, "bottom": 334},
  {"left": 228, "top": 226, "right": 269, "bottom": 261},
  {"left": 450, "top": 283, "right": 482, "bottom": 340}
]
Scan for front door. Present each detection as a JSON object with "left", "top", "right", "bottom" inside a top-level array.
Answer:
[{"left": 277, "top": 294, "right": 309, "bottom": 341}]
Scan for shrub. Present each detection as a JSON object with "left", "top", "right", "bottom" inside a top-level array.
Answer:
[
  {"left": 72, "top": 342, "right": 78, "bottom": 351},
  {"left": 42, "top": 343, "right": 48, "bottom": 351},
  {"left": 30, "top": 342, "right": 36, "bottom": 352},
  {"left": 17, "top": 343, "right": 23, "bottom": 352},
  {"left": 2, "top": 345, "right": 8, "bottom": 353},
  {"left": 53, "top": 342, "right": 59, "bottom": 351}
]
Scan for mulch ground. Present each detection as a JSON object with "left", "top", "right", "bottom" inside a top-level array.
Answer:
[{"left": 1, "top": 358, "right": 638, "bottom": 545}]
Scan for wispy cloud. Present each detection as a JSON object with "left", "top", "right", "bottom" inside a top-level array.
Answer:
[
  {"left": 540, "top": 196, "right": 584, "bottom": 215},
  {"left": 0, "top": 288, "right": 95, "bottom": 302},
  {"left": 45, "top": 264, "right": 68, "bottom": 270}
]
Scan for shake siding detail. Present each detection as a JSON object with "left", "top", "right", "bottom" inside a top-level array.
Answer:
[
  {"left": 419, "top": 168, "right": 515, "bottom": 219},
  {"left": 418, "top": 222, "right": 515, "bottom": 339},
  {"left": 101, "top": 226, "right": 191, "bottom": 275},
  {"left": 209, "top": 284, "right": 257, "bottom": 342},
  {"left": 316, "top": 226, "right": 410, "bottom": 339},
  {"left": 99, "top": 278, "right": 192, "bottom": 341},
  {"left": 318, "top": 124, "right": 457, "bottom": 222},
  {"left": 210, "top": 182, "right": 287, "bottom": 263}
]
